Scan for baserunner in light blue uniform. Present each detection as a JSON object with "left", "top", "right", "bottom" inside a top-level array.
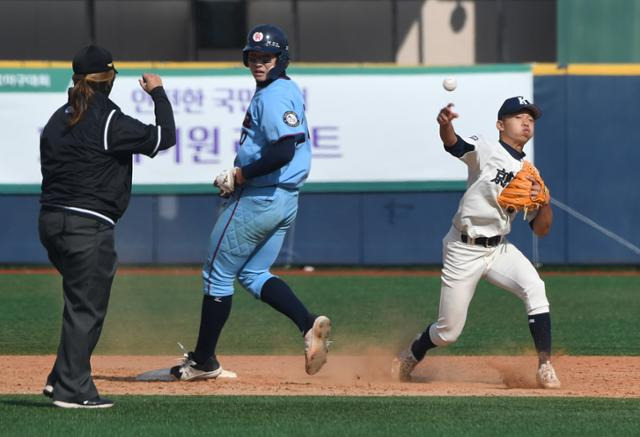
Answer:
[{"left": 170, "top": 24, "right": 331, "bottom": 381}]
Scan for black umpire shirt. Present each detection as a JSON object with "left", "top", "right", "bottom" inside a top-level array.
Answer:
[{"left": 40, "top": 86, "right": 175, "bottom": 225}]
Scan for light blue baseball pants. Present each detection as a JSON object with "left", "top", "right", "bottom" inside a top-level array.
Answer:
[{"left": 202, "top": 185, "right": 298, "bottom": 297}]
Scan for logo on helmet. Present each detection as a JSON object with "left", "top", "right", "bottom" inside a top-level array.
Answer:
[{"left": 252, "top": 32, "right": 264, "bottom": 42}]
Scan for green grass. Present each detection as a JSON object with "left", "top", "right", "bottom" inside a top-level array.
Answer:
[
  {"left": 0, "top": 272, "right": 638, "bottom": 355},
  {"left": 1, "top": 395, "right": 639, "bottom": 436},
  {"left": 1, "top": 272, "right": 639, "bottom": 435}
]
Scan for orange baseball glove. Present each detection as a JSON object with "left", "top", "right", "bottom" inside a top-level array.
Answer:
[{"left": 498, "top": 161, "right": 550, "bottom": 215}]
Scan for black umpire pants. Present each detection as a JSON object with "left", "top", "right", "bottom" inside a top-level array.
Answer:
[{"left": 38, "top": 208, "right": 117, "bottom": 403}]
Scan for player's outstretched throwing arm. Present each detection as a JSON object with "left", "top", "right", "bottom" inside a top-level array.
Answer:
[
  {"left": 436, "top": 103, "right": 477, "bottom": 160},
  {"left": 437, "top": 103, "right": 459, "bottom": 147}
]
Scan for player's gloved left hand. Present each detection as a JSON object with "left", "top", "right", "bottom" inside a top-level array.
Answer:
[
  {"left": 497, "top": 161, "right": 550, "bottom": 216},
  {"left": 213, "top": 168, "right": 236, "bottom": 198}
]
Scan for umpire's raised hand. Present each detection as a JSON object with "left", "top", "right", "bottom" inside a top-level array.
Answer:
[{"left": 138, "top": 73, "right": 163, "bottom": 94}]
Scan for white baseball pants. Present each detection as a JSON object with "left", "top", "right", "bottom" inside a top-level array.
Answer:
[{"left": 429, "top": 226, "right": 550, "bottom": 346}]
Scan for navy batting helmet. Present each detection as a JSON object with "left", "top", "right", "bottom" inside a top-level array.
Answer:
[{"left": 242, "top": 24, "right": 289, "bottom": 79}]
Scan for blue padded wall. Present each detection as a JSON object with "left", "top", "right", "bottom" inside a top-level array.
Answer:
[
  {"left": 0, "top": 188, "right": 613, "bottom": 266},
  {"left": 534, "top": 74, "right": 640, "bottom": 264}
]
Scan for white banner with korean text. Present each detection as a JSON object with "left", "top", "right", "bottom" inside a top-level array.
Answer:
[{"left": 0, "top": 67, "right": 534, "bottom": 187}]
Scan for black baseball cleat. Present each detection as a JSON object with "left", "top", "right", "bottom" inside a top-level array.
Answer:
[
  {"left": 170, "top": 352, "right": 223, "bottom": 381},
  {"left": 53, "top": 397, "right": 114, "bottom": 409},
  {"left": 42, "top": 384, "right": 54, "bottom": 399}
]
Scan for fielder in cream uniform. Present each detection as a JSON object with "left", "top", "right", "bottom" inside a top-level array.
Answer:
[{"left": 392, "top": 97, "right": 561, "bottom": 389}]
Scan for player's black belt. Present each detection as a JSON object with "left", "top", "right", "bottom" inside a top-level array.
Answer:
[{"left": 461, "top": 234, "right": 503, "bottom": 247}]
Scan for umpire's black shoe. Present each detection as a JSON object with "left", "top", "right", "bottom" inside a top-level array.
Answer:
[{"left": 53, "top": 397, "right": 114, "bottom": 409}]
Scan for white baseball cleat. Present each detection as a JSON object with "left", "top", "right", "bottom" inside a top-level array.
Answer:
[
  {"left": 217, "top": 369, "right": 238, "bottom": 379},
  {"left": 304, "top": 315, "right": 332, "bottom": 375},
  {"left": 391, "top": 348, "right": 419, "bottom": 382},
  {"left": 536, "top": 361, "right": 561, "bottom": 389}
]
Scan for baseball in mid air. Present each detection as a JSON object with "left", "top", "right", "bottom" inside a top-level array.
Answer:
[{"left": 443, "top": 77, "right": 457, "bottom": 92}]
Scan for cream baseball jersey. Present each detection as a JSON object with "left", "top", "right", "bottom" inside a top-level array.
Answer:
[{"left": 448, "top": 134, "right": 537, "bottom": 238}]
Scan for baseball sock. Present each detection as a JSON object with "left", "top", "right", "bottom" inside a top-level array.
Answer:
[
  {"left": 193, "top": 295, "right": 232, "bottom": 365},
  {"left": 528, "top": 312, "right": 552, "bottom": 365},
  {"left": 411, "top": 323, "right": 437, "bottom": 361},
  {"left": 261, "top": 277, "right": 314, "bottom": 334}
]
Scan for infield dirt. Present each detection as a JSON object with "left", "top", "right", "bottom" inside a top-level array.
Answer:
[{"left": 3, "top": 355, "right": 638, "bottom": 398}]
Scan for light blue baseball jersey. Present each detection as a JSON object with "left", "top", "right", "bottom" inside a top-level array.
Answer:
[{"left": 235, "top": 78, "right": 311, "bottom": 189}]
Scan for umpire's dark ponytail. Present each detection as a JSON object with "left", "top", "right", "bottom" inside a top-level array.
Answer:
[{"left": 68, "top": 70, "right": 116, "bottom": 127}]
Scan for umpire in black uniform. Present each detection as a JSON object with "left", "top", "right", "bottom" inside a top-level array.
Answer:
[{"left": 38, "top": 45, "right": 176, "bottom": 408}]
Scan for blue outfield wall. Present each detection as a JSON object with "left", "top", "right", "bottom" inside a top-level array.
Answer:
[
  {"left": 0, "top": 192, "right": 540, "bottom": 266},
  {"left": 533, "top": 73, "right": 640, "bottom": 264},
  {"left": 2, "top": 72, "right": 640, "bottom": 266}
]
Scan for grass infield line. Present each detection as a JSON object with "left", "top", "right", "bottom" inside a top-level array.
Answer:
[
  {"left": 1, "top": 267, "right": 639, "bottom": 277},
  {"left": 1, "top": 395, "right": 639, "bottom": 436}
]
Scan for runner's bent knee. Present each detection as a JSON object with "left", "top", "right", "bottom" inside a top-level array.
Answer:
[{"left": 237, "top": 270, "right": 275, "bottom": 298}]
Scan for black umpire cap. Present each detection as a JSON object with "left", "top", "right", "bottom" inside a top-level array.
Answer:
[
  {"left": 498, "top": 96, "right": 541, "bottom": 120},
  {"left": 72, "top": 45, "right": 118, "bottom": 75}
]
